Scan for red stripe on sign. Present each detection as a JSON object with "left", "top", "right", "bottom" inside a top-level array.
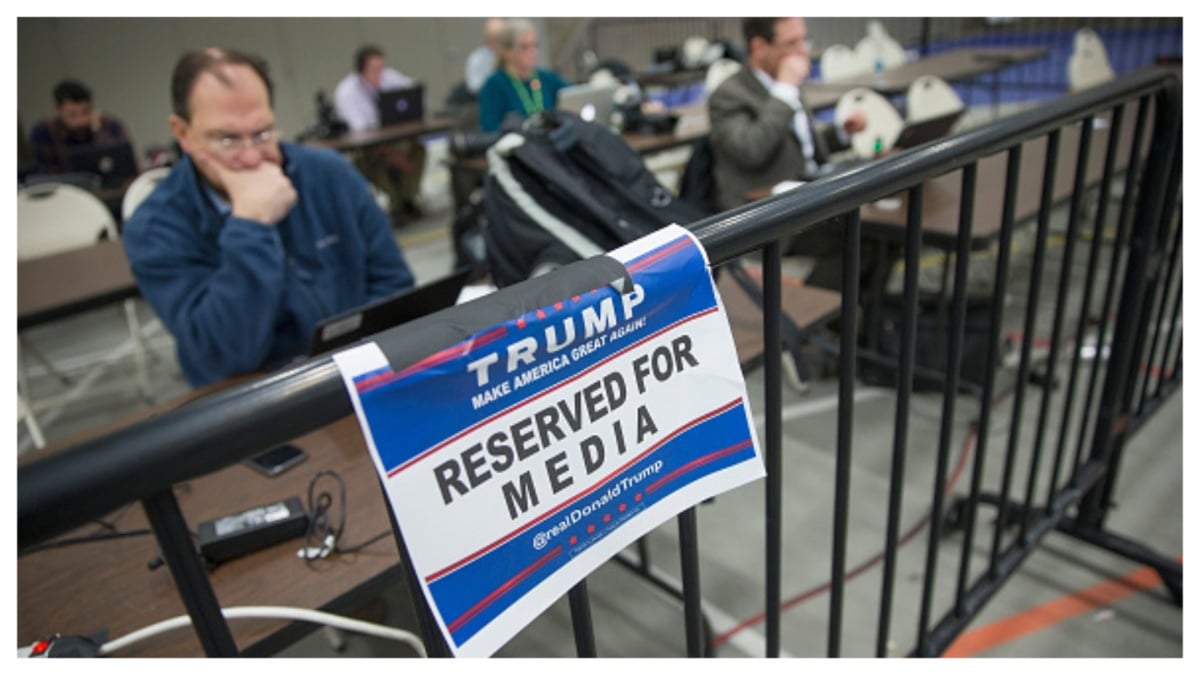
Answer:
[
  {"left": 628, "top": 236, "right": 693, "bottom": 273},
  {"left": 357, "top": 326, "right": 509, "bottom": 393},
  {"left": 445, "top": 545, "right": 563, "bottom": 635},
  {"left": 644, "top": 439, "right": 754, "bottom": 494}
]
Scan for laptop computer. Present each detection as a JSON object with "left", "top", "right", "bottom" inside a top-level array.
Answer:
[
  {"left": 800, "top": 109, "right": 965, "bottom": 181},
  {"left": 557, "top": 82, "right": 620, "bottom": 125},
  {"left": 893, "top": 109, "right": 965, "bottom": 150},
  {"left": 308, "top": 267, "right": 471, "bottom": 356},
  {"left": 378, "top": 85, "right": 426, "bottom": 126},
  {"left": 67, "top": 140, "right": 138, "bottom": 188}
]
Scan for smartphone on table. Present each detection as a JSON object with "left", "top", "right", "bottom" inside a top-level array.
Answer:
[{"left": 243, "top": 444, "right": 308, "bottom": 477}]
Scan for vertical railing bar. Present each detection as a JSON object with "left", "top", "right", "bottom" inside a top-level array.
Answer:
[
  {"left": 955, "top": 145, "right": 1021, "bottom": 610},
  {"left": 1092, "top": 119, "right": 1182, "bottom": 529},
  {"left": 992, "top": 129, "right": 1060, "bottom": 561},
  {"left": 1070, "top": 96, "right": 1150, "bottom": 481},
  {"left": 141, "top": 490, "right": 239, "bottom": 657},
  {"left": 1054, "top": 103, "right": 1125, "bottom": 497},
  {"left": 828, "top": 211, "right": 860, "bottom": 658},
  {"left": 677, "top": 508, "right": 704, "bottom": 657},
  {"left": 1079, "top": 82, "right": 1181, "bottom": 529},
  {"left": 1014, "top": 127, "right": 1063, "bottom": 545},
  {"left": 1154, "top": 229, "right": 1183, "bottom": 399},
  {"left": 875, "top": 185, "right": 923, "bottom": 657},
  {"left": 1037, "top": 115, "right": 1094, "bottom": 511},
  {"left": 568, "top": 582, "right": 597, "bottom": 657},
  {"left": 1136, "top": 159, "right": 1183, "bottom": 414},
  {"left": 916, "top": 163, "right": 976, "bottom": 655},
  {"left": 763, "top": 240, "right": 783, "bottom": 658},
  {"left": 379, "top": 482, "right": 451, "bottom": 657}
]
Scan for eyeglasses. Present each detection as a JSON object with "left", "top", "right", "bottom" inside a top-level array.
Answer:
[
  {"left": 774, "top": 37, "right": 812, "bottom": 52},
  {"left": 205, "top": 128, "right": 278, "bottom": 155}
]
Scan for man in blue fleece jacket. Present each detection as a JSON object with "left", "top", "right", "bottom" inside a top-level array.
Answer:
[{"left": 123, "top": 48, "right": 415, "bottom": 387}]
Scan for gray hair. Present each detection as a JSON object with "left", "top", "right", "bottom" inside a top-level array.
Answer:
[{"left": 496, "top": 18, "right": 536, "bottom": 51}]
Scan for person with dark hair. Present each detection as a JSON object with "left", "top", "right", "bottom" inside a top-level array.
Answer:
[
  {"left": 29, "top": 78, "right": 132, "bottom": 174},
  {"left": 122, "top": 47, "right": 415, "bottom": 387},
  {"left": 478, "top": 18, "right": 572, "bottom": 132},
  {"left": 708, "top": 18, "right": 870, "bottom": 290},
  {"left": 709, "top": 17, "right": 866, "bottom": 214},
  {"left": 332, "top": 44, "right": 427, "bottom": 223}
]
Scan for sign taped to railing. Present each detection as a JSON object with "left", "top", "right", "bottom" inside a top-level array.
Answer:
[{"left": 333, "top": 224, "right": 764, "bottom": 656}]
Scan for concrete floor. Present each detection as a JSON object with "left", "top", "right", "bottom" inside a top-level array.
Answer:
[{"left": 16, "top": 105, "right": 1183, "bottom": 659}]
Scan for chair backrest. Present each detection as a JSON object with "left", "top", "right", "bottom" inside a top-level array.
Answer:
[
  {"left": 835, "top": 87, "right": 904, "bottom": 159},
  {"left": 121, "top": 166, "right": 171, "bottom": 221},
  {"left": 854, "top": 34, "right": 907, "bottom": 72},
  {"left": 17, "top": 183, "right": 118, "bottom": 261},
  {"left": 704, "top": 58, "right": 741, "bottom": 94},
  {"left": 906, "top": 75, "right": 965, "bottom": 122},
  {"left": 23, "top": 172, "right": 101, "bottom": 191},
  {"left": 1068, "top": 28, "right": 1115, "bottom": 92},
  {"left": 820, "top": 44, "right": 873, "bottom": 82},
  {"left": 865, "top": 19, "right": 888, "bottom": 40}
]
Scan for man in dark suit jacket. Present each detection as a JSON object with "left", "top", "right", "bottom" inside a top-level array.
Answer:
[
  {"left": 709, "top": 17, "right": 865, "bottom": 213},
  {"left": 708, "top": 17, "right": 869, "bottom": 289}
]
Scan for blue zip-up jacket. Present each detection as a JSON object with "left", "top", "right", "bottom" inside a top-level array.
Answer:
[{"left": 122, "top": 142, "right": 415, "bottom": 387}]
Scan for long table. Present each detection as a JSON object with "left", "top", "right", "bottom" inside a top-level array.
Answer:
[
  {"left": 805, "top": 45, "right": 1050, "bottom": 98},
  {"left": 857, "top": 106, "right": 1143, "bottom": 249},
  {"left": 306, "top": 117, "right": 456, "bottom": 153},
  {"left": 16, "top": 403, "right": 406, "bottom": 657},
  {"left": 18, "top": 240, "right": 139, "bottom": 330}
]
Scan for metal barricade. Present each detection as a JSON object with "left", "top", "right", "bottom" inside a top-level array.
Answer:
[{"left": 17, "top": 68, "right": 1181, "bottom": 657}]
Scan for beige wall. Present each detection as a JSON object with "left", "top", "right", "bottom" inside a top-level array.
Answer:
[
  {"left": 16, "top": 17, "right": 982, "bottom": 158},
  {"left": 17, "top": 17, "right": 495, "bottom": 156}
]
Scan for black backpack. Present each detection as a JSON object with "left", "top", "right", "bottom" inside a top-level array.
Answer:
[{"left": 482, "top": 110, "right": 707, "bottom": 287}]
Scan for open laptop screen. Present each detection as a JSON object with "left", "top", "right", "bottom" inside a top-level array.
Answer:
[
  {"left": 308, "top": 267, "right": 470, "bottom": 356},
  {"left": 378, "top": 85, "right": 426, "bottom": 126}
]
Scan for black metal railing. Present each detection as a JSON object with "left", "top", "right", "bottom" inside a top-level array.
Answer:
[{"left": 17, "top": 68, "right": 1181, "bottom": 657}]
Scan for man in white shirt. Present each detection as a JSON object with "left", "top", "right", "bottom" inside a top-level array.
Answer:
[
  {"left": 333, "top": 45, "right": 427, "bottom": 223},
  {"left": 464, "top": 18, "right": 505, "bottom": 96}
]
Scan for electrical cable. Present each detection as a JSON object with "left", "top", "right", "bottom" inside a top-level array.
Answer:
[
  {"left": 713, "top": 351, "right": 1056, "bottom": 650},
  {"left": 95, "top": 605, "right": 426, "bottom": 657},
  {"left": 300, "top": 469, "right": 391, "bottom": 564},
  {"left": 712, "top": 421, "right": 978, "bottom": 649}
]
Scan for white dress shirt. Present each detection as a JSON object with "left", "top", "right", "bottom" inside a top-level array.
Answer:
[
  {"left": 464, "top": 45, "right": 497, "bottom": 94},
  {"left": 333, "top": 67, "right": 416, "bottom": 132},
  {"left": 752, "top": 67, "right": 818, "bottom": 173}
]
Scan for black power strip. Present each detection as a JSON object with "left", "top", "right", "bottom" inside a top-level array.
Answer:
[{"left": 196, "top": 497, "right": 309, "bottom": 564}]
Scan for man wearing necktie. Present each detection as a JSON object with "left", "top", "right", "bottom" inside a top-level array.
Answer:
[{"left": 709, "top": 17, "right": 868, "bottom": 289}]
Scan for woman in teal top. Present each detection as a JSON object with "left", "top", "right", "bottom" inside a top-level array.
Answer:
[{"left": 478, "top": 18, "right": 572, "bottom": 132}]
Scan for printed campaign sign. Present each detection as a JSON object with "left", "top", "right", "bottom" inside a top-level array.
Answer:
[{"left": 334, "top": 225, "right": 764, "bottom": 656}]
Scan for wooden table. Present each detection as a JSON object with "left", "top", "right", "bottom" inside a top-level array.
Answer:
[
  {"left": 744, "top": 107, "right": 1143, "bottom": 251},
  {"left": 857, "top": 108, "right": 1142, "bottom": 249},
  {"left": 306, "top": 117, "right": 455, "bottom": 153},
  {"left": 805, "top": 46, "right": 1050, "bottom": 97},
  {"left": 18, "top": 240, "right": 139, "bottom": 330},
  {"left": 16, "top": 402, "right": 405, "bottom": 657}
]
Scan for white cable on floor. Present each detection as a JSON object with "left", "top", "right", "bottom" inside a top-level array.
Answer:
[{"left": 97, "top": 605, "right": 427, "bottom": 657}]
